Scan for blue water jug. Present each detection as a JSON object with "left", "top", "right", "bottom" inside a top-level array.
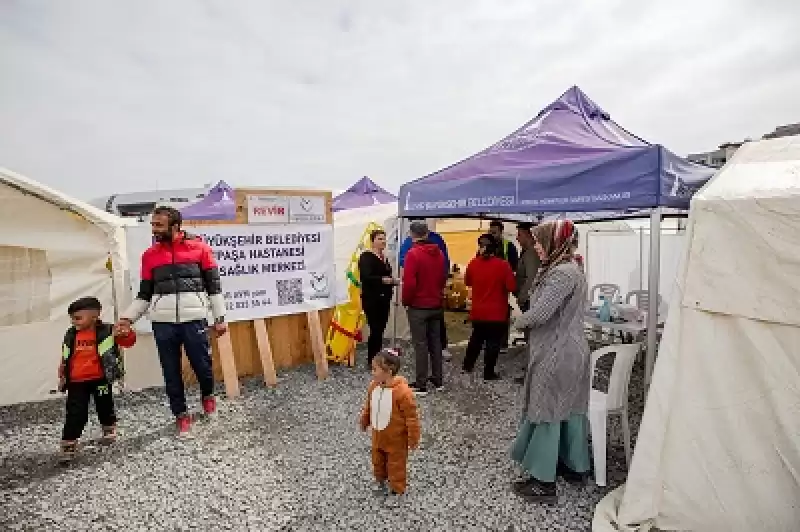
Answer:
[{"left": 598, "top": 296, "right": 612, "bottom": 322}]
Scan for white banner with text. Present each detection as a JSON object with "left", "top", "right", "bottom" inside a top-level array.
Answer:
[{"left": 126, "top": 224, "right": 335, "bottom": 327}]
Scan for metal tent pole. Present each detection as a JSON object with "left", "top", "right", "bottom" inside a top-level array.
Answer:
[
  {"left": 645, "top": 207, "right": 662, "bottom": 392},
  {"left": 391, "top": 217, "right": 402, "bottom": 347}
]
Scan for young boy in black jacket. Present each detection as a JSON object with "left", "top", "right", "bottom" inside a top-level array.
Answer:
[{"left": 58, "top": 297, "right": 136, "bottom": 462}]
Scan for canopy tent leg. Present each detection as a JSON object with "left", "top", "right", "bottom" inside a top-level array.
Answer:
[
  {"left": 645, "top": 207, "right": 662, "bottom": 392},
  {"left": 391, "top": 219, "right": 402, "bottom": 348}
]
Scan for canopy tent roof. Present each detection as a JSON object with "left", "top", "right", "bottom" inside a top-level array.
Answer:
[
  {"left": 180, "top": 180, "right": 236, "bottom": 220},
  {"left": 398, "top": 86, "right": 715, "bottom": 218},
  {"left": 332, "top": 177, "right": 397, "bottom": 212}
]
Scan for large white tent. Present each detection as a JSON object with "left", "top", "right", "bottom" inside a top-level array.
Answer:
[
  {"left": 0, "top": 168, "right": 132, "bottom": 405},
  {"left": 593, "top": 135, "right": 800, "bottom": 531}
]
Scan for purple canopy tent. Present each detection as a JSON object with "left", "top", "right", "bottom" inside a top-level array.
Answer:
[
  {"left": 396, "top": 86, "right": 716, "bottom": 390},
  {"left": 180, "top": 181, "right": 237, "bottom": 221},
  {"left": 332, "top": 177, "right": 397, "bottom": 212}
]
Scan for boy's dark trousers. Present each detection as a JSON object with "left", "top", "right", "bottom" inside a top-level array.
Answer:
[
  {"left": 62, "top": 379, "right": 116, "bottom": 441},
  {"left": 152, "top": 320, "right": 214, "bottom": 417}
]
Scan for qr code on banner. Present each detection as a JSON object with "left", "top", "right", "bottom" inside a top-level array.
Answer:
[{"left": 276, "top": 278, "right": 304, "bottom": 306}]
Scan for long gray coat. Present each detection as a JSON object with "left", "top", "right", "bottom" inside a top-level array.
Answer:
[{"left": 514, "top": 262, "right": 590, "bottom": 424}]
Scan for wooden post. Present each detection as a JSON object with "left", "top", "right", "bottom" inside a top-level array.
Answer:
[
  {"left": 216, "top": 330, "right": 240, "bottom": 397},
  {"left": 253, "top": 319, "right": 278, "bottom": 387},
  {"left": 306, "top": 310, "right": 329, "bottom": 380}
]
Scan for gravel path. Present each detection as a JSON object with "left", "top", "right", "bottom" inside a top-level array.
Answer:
[{"left": 0, "top": 344, "right": 646, "bottom": 531}]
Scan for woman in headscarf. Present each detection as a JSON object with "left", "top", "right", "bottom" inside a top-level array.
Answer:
[{"left": 510, "top": 219, "right": 591, "bottom": 504}]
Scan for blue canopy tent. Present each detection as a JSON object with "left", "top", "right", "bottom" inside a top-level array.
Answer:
[{"left": 397, "top": 86, "right": 716, "bottom": 388}]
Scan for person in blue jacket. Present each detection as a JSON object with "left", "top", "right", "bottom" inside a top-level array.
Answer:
[{"left": 398, "top": 220, "right": 452, "bottom": 360}]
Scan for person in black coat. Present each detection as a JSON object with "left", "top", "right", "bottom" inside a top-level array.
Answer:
[{"left": 358, "top": 229, "right": 398, "bottom": 366}]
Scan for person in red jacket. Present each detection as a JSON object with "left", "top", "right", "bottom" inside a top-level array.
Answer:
[
  {"left": 463, "top": 234, "right": 517, "bottom": 380},
  {"left": 117, "top": 206, "right": 227, "bottom": 437},
  {"left": 402, "top": 221, "right": 447, "bottom": 396}
]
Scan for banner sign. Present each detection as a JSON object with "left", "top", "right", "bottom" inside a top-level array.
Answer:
[
  {"left": 195, "top": 224, "right": 335, "bottom": 322},
  {"left": 126, "top": 224, "right": 335, "bottom": 328},
  {"left": 289, "top": 196, "right": 326, "bottom": 223},
  {"left": 247, "top": 195, "right": 290, "bottom": 224}
]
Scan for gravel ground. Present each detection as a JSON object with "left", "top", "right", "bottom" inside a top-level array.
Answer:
[{"left": 0, "top": 343, "right": 646, "bottom": 532}]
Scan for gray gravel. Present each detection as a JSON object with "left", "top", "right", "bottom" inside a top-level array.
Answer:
[{"left": 0, "top": 343, "right": 646, "bottom": 531}]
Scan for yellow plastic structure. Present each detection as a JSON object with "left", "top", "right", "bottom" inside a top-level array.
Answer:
[{"left": 325, "top": 222, "right": 384, "bottom": 366}]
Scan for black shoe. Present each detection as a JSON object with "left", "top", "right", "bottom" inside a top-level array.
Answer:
[
  {"left": 557, "top": 462, "right": 588, "bottom": 485},
  {"left": 462, "top": 365, "right": 474, "bottom": 374},
  {"left": 427, "top": 377, "right": 444, "bottom": 391},
  {"left": 484, "top": 372, "right": 501, "bottom": 381},
  {"left": 514, "top": 376, "right": 525, "bottom": 385},
  {"left": 512, "top": 478, "right": 557, "bottom": 504},
  {"left": 409, "top": 382, "right": 428, "bottom": 397}
]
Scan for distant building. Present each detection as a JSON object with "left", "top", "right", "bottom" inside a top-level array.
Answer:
[
  {"left": 91, "top": 186, "right": 209, "bottom": 219},
  {"left": 763, "top": 122, "right": 800, "bottom": 140},
  {"left": 687, "top": 142, "right": 744, "bottom": 169},
  {"left": 688, "top": 122, "right": 799, "bottom": 169}
]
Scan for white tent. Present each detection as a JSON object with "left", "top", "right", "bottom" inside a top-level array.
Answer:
[
  {"left": 0, "top": 168, "right": 132, "bottom": 405},
  {"left": 333, "top": 203, "right": 409, "bottom": 342},
  {"left": 593, "top": 135, "right": 800, "bottom": 531}
]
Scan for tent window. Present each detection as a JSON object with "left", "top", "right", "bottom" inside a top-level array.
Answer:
[{"left": 0, "top": 245, "right": 51, "bottom": 327}]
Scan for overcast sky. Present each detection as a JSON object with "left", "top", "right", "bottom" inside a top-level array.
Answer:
[{"left": 1, "top": 0, "right": 798, "bottom": 200}]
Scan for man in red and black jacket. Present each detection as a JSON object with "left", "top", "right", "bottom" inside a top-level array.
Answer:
[
  {"left": 402, "top": 221, "right": 447, "bottom": 396},
  {"left": 117, "top": 206, "right": 227, "bottom": 437}
]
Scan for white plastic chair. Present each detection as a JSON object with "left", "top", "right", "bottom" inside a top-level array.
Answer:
[
  {"left": 590, "top": 283, "right": 621, "bottom": 306},
  {"left": 588, "top": 343, "right": 641, "bottom": 487},
  {"left": 624, "top": 290, "right": 663, "bottom": 312}
]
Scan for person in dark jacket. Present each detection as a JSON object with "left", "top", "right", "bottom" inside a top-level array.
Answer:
[
  {"left": 59, "top": 297, "right": 136, "bottom": 462},
  {"left": 117, "top": 206, "right": 227, "bottom": 438},
  {"left": 463, "top": 234, "right": 516, "bottom": 380},
  {"left": 358, "top": 229, "right": 398, "bottom": 366},
  {"left": 402, "top": 221, "right": 446, "bottom": 396}
]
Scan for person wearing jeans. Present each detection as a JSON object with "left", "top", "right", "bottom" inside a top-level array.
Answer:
[
  {"left": 118, "top": 206, "right": 227, "bottom": 437},
  {"left": 402, "top": 221, "right": 446, "bottom": 396}
]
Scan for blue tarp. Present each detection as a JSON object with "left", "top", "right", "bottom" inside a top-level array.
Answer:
[{"left": 398, "top": 86, "right": 715, "bottom": 218}]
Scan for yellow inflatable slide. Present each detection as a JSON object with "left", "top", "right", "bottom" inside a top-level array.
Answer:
[{"left": 325, "top": 222, "right": 384, "bottom": 367}]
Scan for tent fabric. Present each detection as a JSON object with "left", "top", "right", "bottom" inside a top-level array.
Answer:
[
  {"left": 593, "top": 135, "right": 800, "bottom": 531},
  {"left": 332, "top": 177, "right": 397, "bottom": 212},
  {"left": 0, "top": 168, "right": 132, "bottom": 405},
  {"left": 180, "top": 180, "right": 236, "bottom": 220},
  {"left": 333, "top": 203, "right": 409, "bottom": 341},
  {"left": 398, "top": 86, "right": 715, "bottom": 218}
]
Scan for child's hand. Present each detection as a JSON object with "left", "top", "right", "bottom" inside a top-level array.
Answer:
[{"left": 113, "top": 319, "right": 132, "bottom": 337}]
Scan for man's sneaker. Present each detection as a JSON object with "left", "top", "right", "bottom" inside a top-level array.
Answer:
[
  {"left": 176, "top": 414, "right": 192, "bottom": 438},
  {"left": 427, "top": 377, "right": 445, "bottom": 392},
  {"left": 202, "top": 395, "right": 217, "bottom": 417},
  {"left": 484, "top": 372, "right": 501, "bottom": 381},
  {"left": 58, "top": 441, "right": 77, "bottom": 464},
  {"left": 442, "top": 349, "right": 453, "bottom": 361},
  {"left": 409, "top": 382, "right": 428, "bottom": 397},
  {"left": 100, "top": 425, "right": 117, "bottom": 445}
]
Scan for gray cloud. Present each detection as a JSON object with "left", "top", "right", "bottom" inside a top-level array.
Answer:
[{"left": 0, "top": 0, "right": 798, "bottom": 200}]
